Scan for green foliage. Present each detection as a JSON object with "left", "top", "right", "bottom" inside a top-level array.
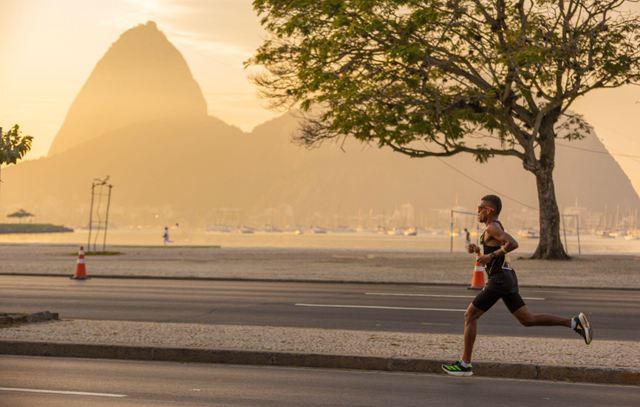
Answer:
[
  {"left": 249, "top": 0, "right": 640, "bottom": 166},
  {"left": 0, "top": 124, "right": 33, "bottom": 187},
  {"left": 0, "top": 125, "right": 33, "bottom": 166}
]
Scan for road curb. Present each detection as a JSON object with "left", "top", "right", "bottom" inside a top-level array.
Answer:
[
  {"left": 0, "top": 311, "right": 59, "bottom": 326},
  {"left": 0, "top": 273, "right": 639, "bottom": 291},
  {"left": 0, "top": 341, "right": 637, "bottom": 386}
]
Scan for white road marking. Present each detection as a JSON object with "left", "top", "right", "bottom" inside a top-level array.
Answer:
[
  {"left": 295, "top": 303, "right": 466, "bottom": 312},
  {"left": 365, "top": 292, "right": 545, "bottom": 301},
  {"left": 523, "top": 289, "right": 569, "bottom": 294},
  {"left": 0, "top": 387, "right": 127, "bottom": 398}
]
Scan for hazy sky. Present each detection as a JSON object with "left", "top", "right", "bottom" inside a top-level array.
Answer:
[
  {"left": 1, "top": 0, "right": 639, "bottom": 195},
  {"left": 0, "top": 0, "right": 276, "bottom": 158}
]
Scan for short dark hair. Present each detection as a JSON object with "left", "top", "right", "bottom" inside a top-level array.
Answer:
[{"left": 481, "top": 194, "right": 502, "bottom": 215}]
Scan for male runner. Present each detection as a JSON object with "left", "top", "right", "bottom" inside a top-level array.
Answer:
[{"left": 442, "top": 194, "right": 592, "bottom": 377}]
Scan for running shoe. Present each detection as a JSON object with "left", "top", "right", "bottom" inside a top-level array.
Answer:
[
  {"left": 441, "top": 361, "right": 473, "bottom": 377},
  {"left": 573, "top": 312, "right": 593, "bottom": 345}
]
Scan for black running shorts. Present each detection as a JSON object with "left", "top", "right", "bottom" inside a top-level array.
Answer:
[{"left": 472, "top": 268, "right": 526, "bottom": 313}]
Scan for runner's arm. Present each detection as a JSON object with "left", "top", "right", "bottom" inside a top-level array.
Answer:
[
  {"left": 486, "top": 224, "right": 518, "bottom": 258},
  {"left": 477, "top": 224, "right": 518, "bottom": 265}
]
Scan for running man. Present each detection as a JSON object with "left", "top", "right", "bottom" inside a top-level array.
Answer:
[{"left": 442, "top": 194, "right": 592, "bottom": 377}]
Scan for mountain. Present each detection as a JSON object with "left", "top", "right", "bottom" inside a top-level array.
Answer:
[
  {"left": 4, "top": 110, "right": 636, "bottom": 228},
  {"left": 48, "top": 21, "right": 207, "bottom": 156},
  {"left": 1, "top": 22, "right": 637, "bottom": 229},
  {"left": 244, "top": 113, "right": 640, "bottom": 217}
]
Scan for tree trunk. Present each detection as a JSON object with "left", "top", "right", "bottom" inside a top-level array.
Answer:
[{"left": 531, "top": 166, "right": 569, "bottom": 259}]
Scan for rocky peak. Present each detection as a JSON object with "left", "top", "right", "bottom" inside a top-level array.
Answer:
[{"left": 48, "top": 21, "right": 207, "bottom": 156}]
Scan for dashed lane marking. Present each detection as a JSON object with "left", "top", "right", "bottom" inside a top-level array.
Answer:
[
  {"left": 295, "top": 303, "right": 466, "bottom": 312},
  {"left": 364, "top": 292, "right": 546, "bottom": 301},
  {"left": 0, "top": 387, "right": 127, "bottom": 398}
]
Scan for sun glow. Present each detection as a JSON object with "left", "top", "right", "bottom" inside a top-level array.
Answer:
[
  {"left": 0, "top": 0, "right": 636, "bottom": 197},
  {"left": 127, "top": 0, "right": 165, "bottom": 15}
]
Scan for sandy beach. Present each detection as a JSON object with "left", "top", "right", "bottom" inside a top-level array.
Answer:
[{"left": 0, "top": 243, "right": 637, "bottom": 288}]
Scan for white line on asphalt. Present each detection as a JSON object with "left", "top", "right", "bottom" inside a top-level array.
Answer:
[
  {"left": 295, "top": 303, "right": 466, "bottom": 312},
  {"left": 365, "top": 292, "right": 546, "bottom": 300},
  {"left": 0, "top": 387, "right": 127, "bottom": 398},
  {"left": 523, "top": 290, "right": 569, "bottom": 294}
]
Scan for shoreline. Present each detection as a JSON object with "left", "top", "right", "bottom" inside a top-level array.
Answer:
[
  {"left": 0, "top": 224, "right": 73, "bottom": 234},
  {"left": 0, "top": 240, "right": 638, "bottom": 254},
  {"left": 0, "top": 230, "right": 638, "bottom": 256}
]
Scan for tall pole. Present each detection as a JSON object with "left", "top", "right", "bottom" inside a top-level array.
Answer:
[
  {"left": 102, "top": 184, "right": 113, "bottom": 251},
  {"left": 561, "top": 213, "right": 568, "bottom": 254},
  {"left": 449, "top": 209, "right": 453, "bottom": 253},
  {"left": 0, "top": 128, "right": 3, "bottom": 196},
  {"left": 87, "top": 182, "right": 95, "bottom": 252},
  {"left": 576, "top": 215, "right": 581, "bottom": 256}
]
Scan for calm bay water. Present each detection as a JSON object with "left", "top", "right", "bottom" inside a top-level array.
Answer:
[{"left": 0, "top": 229, "right": 638, "bottom": 255}]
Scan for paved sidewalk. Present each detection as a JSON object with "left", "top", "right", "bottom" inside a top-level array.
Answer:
[{"left": 0, "top": 319, "right": 638, "bottom": 385}]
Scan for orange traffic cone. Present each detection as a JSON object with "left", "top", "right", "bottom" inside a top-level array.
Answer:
[
  {"left": 467, "top": 258, "right": 485, "bottom": 290},
  {"left": 72, "top": 246, "right": 88, "bottom": 280}
]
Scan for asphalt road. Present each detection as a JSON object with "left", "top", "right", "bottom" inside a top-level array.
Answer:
[
  {"left": 1, "top": 276, "right": 638, "bottom": 341},
  {"left": 1, "top": 356, "right": 638, "bottom": 407}
]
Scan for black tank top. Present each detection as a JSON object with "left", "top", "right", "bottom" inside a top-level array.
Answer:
[{"left": 480, "top": 220, "right": 506, "bottom": 276}]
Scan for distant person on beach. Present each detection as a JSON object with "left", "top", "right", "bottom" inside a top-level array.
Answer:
[
  {"left": 162, "top": 226, "right": 172, "bottom": 245},
  {"left": 463, "top": 228, "right": 471, "bottom": 249},
  {"left": 442, "top": 194, "right": 593, "bottom": 377}
]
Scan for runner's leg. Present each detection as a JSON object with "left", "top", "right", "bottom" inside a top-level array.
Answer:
[
  {"left": 462, "top": 304, "right": 485, "bottom": 363},
  {"left": 511, "top": 305, "right": 571, "bottom": 327}
]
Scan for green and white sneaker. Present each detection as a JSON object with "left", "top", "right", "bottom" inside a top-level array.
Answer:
[
  {"left": 441, "top": 361, "right": 473, "bottom": 377},
  {"left": 573, "top": 312, "right": 593, "bottom": 345}
]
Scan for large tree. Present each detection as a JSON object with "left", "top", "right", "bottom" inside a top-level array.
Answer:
[
  {"left": 249, "top": 0, "right": 640, "bottom": 259},
  {"left": 0, "top": 125, "right": 33, "bottom": 188}
]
